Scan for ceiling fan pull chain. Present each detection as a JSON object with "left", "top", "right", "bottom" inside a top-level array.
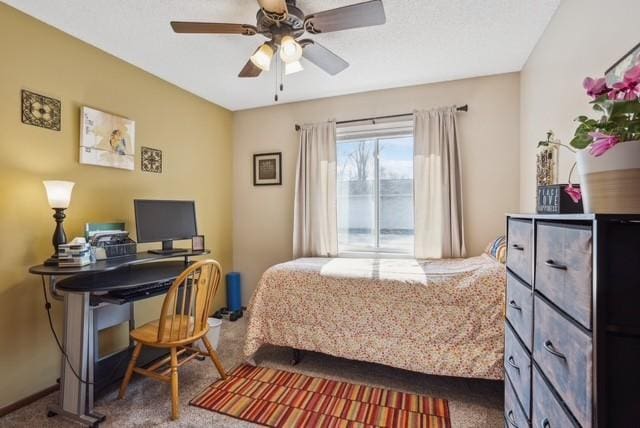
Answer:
[
  {"left": 274, "top": 57, "right": 279, "bottom": 102},
  {"left": 278, "top": 55, "right": 284, "bottom": 92}
]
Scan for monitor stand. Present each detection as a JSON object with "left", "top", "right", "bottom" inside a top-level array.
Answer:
[{"left": 148, "top": 240, "right": 188, "bottom": 255}]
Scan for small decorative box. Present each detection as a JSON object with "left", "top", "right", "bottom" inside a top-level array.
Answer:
[{"left": 537, "top": 184, "right": 584, "bottom": 214}]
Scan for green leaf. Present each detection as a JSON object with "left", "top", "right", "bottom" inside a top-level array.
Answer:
[
  {"left": 610, "top": 100, "right": 640, "bottom": 118},
  {"left": 570, "top": 133, "right": 592, "bottom": 150}
]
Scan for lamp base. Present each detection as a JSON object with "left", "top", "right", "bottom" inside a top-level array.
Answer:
[{"left": 44, "top": 256, "right": 60, "bottom": 266}]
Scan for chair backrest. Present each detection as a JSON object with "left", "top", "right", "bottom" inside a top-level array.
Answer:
[{"left": 156, "top": 259, "right": 221, "bottom": 345}]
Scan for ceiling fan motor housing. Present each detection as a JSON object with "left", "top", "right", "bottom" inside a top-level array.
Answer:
[{"left": 256, "top": 4, "right": 305, "bottom": 41}]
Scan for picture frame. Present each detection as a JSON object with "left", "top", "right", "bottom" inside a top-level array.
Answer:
[
  {"left": 253, "top": 152, "right": 282, "bottom": 186},
  {"left": 192, "top": 235, "right": 205, "bottom": 252},
  {"left": 80, "top": 106, "right": 135, "bottom": 170},
  {"left": 605, "top": 41, "right": 640, "bottom": 86}
]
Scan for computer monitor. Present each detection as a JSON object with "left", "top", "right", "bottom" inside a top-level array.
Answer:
[{"left": 134, "top": 199, "right": 197, "bottom": 254}]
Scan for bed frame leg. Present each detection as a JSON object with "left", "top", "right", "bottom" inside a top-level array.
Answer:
[{"left": 291, "top": 348, "right": 301, "bottom": 366}]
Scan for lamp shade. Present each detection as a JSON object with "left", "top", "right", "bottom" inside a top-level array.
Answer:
[
  {"left": 250, "top": 43, "right": 274, "bottom": 71},
  {"left": 43, "top": 180, "right": 75, "bottom": 208},
  {"left": 279, "top": 36, "right": 302, "bottom": 63}
]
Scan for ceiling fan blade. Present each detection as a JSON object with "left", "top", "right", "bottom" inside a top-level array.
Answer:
[
  {"left": 238, "top": 59, "right": 263, "bottom": 78},
  {"left": 300, "top": 40, "right": 349, "bottom": 76},
  {"left": 257, "top": 0, "right": 287, "bottom": 14},
  {"left": 171, "top": 22, "right": 257, "bottom": 36},
  {"left": 304, "top": 0, "right": 386, "bottom": 34}
]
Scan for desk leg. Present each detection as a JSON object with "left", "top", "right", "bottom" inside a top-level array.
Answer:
[{"left": 47, "top": 292, "right": 104, "bottom": 427}]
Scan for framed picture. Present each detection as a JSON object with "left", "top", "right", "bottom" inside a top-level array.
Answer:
[
  {"left": 253, "top": 152, "right": 282, "bottom": 186},
  {"left": 21, "top": 89, "right": 61, "bottom": 131},
  {"left": 80, "top": 106, "right": 135, "bottom": 170},
  {"left": 606, "top": 41, "right": 640, "bottom": 86},
  {"left": 192, "top": 235, "right": 205, "bottom": 252}
]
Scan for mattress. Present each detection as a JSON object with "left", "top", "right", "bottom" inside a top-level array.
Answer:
[{"left": 244, "top": 255, "right": 505, "bottom": 380}]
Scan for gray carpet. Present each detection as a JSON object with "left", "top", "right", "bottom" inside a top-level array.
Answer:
[{"left": 0, "top": 318, "right": 504, "bottom": 427}]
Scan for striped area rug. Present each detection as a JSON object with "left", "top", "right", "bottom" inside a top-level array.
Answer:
[{"left": 190, "top": 364, "right": 451, "bottom": 427}]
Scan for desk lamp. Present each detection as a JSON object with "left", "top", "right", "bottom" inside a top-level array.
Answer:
[{"left": 43, "top": 180, "right": 75, "bottom": 266}]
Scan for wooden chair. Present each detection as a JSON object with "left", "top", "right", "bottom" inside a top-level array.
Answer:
[{"left": 118, "top": 259, "right": 227, "bottom": 420}]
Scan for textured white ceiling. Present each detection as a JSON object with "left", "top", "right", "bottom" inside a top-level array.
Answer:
[{"left": 3, "top": 0, "right": 560, "bottom": 110}]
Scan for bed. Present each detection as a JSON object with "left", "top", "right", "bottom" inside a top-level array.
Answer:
[{"left": 244, "top": 254, "right": 506, "bottom": 380}]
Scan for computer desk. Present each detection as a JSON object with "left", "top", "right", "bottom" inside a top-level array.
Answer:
[{"left": 29, "top": 250, "right": 210, "bottom": 427}]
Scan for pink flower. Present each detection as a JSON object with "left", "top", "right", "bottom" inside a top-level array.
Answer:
[
  {"left": 564, "top": 185, "right": 582, "bottom": 204},
  {"left": 588, "top": 132, "right": 620, "bottom": 157},
  {"left": 583, "top": 77, "right": 610, "bottom": 98},
  {"left": 608, "top": 64, "right": 640, "bottom": 100}
]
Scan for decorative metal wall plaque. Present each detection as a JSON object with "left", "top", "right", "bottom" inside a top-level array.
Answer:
[
  {"left": 141, "top": 146, "right": 162, "bottom": 173},
  {"left": 21, "top": 89, "right": 61, "bottom": 131}
]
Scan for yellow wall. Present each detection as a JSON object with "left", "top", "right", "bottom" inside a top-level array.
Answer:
[{"left": 0, "top": 3, "right": 233, "bottom": 407}]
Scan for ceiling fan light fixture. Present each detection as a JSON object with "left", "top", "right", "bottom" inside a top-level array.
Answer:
[
  {"left": 285, "top": 60, "right": 304, "bottom": 75},
  {"left": 250, "top": 43, "right": 274, "bottom": 71},
  {"left": 279, "top": 35, "right": 302, "bottom": 63}
]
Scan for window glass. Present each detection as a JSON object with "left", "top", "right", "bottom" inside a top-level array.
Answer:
[{"left": 337, "top": 133, "right": 414, "bottom": 254}]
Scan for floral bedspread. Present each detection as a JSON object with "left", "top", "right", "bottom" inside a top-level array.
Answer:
[{"left": 244, "top": 255, "right": 505, "bottom": 380}]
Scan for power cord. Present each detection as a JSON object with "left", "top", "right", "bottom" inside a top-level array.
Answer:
[{"left": 41, "top": 276, "right": 94, "bottom": 385}]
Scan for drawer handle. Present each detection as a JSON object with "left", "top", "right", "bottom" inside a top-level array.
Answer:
[
  {"left": 507, "top": 355, "right": 520, "bottom": 372},
  {"left": 511, "top": 244, "right": 524, "bottom": 251},
  {"left": 543, "top": 340, "right": 567, "bottom": 360},
  {"left": 508, "top": 300, "right": 522, "bottom": 311},
  {"left": 506, "top": 410, "right": 520, "bottom": 427},
  {"left": 544, "top": 260, "right": 567, "bottom": 270},
  {"left": 541, "top": 418, "right": 551, "bottom": 428}
]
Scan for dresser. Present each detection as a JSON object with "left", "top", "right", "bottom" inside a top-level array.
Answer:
[{"left": 504, "top": 214, "right": 640, "bottom": 428}]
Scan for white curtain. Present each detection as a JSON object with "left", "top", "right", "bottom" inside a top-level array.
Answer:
[
  {"left": 413, "top": 107, "right": 466, "bottom": 259},
  {"left": 293, "top": 121, "right": 338, "bottom": 258}
]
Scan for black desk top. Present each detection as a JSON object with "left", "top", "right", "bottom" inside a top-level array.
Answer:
[
  {"left": 56, "top": 261, "right": 190, "bottom": 292},
  {"left": 28, "top": 249, "right": 210, "bottom": 276}
]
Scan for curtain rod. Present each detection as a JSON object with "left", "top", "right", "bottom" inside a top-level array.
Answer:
[{"left": 294, "top": 104, "right": 468, "bottom": 131}]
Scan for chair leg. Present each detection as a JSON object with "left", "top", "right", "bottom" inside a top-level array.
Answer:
[
  {"left": 119, "top": 342, "right": 142, "bottom": 399},
  {"left": 170, "top": 347, "right": 180, "bottom": 420},
  {"left": 201, "top": 336, "right": 227, "bottom": 380}
]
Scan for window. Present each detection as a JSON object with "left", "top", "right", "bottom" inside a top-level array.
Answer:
[{"left": 337, "top": 123, "right": 414, "bottom": 255}]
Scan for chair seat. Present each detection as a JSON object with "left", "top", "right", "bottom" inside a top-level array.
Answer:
[{"left": 131, "top": 315, "right": 203, "bottom": 347}]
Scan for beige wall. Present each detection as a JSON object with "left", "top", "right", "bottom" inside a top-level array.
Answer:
[
  {"left": 519, "top": 0, "right": 640, "bottom": 211},
  {"left": 233, "top": 73, "right": 521, "bottom": 301},
  {"left": 0, "top": 4, "right": 233, "bottom": 407}
]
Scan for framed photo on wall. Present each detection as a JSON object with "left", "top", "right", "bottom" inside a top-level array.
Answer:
[
  {"left": 606, "top": 41, "right": 640, "bottom": 85},
  {"left": 253, "top": 152, "right": 282, "bottom": 186}
]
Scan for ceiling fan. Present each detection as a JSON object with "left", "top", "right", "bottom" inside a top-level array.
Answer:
[{"left": 170, "top": 0, "right": 386, "bottom": 79}]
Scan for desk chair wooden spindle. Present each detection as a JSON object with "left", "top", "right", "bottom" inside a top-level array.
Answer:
[{"left": 118, "top": 259, "right": 227, "bottom": 420}]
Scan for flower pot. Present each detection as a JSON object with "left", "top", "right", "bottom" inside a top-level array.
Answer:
[{"left": 576, "top": 141, "right": 640, "bottom": 213}]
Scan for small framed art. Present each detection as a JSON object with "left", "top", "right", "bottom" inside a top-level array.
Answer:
[
  {"left": 141, "top": 146, "right": 162, "bottom": 173},
  {"left": 192, "top": 235, "right": 205, "bottom": 252},
  {"left": 21, "top": 89, "right": 61, "bottom": 131},
  {"left": 253, "top": 152, "right": 282, "bottom": 186}
]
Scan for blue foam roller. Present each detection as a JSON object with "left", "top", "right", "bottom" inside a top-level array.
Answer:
[{"left": 226, "top": 272, "right": 242, "bottom": 312}]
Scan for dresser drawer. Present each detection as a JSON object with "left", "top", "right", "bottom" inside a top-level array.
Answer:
[
  {"left": 507, "top": 218, "right": 533, "bottom": 284},
  {"left": 532, "top": 366, "right": 579, "bottom": 428},
  {"left": 504, "top": 323, "right": 531, "bottom": 418},
  {"left": 505, "top": 376, "right": 529, "bottom": 428},
  {"left": 533, "top": 296, "right": 592, "bottom": 427},
  {"left": 506, "top": 272, "right": 533, "bottom": 351},
  {"left": 536, "top": 222, "right": 593, "bottom": 329}
]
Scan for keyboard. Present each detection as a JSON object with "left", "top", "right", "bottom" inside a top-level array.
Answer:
[{"left": 108, "top": 280, "right": 174, "bottom": 301}]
